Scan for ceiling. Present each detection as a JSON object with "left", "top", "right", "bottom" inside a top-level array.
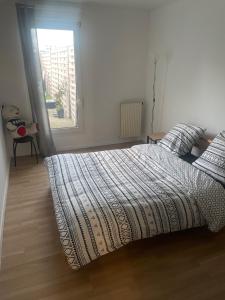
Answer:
[
  {"left": 1, "top": 0, "right": 175, "bottom": 10},
  {"left": 60, "top": 0, "right": 174, "bottom": 9}
]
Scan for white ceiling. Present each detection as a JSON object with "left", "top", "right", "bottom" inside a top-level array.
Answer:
[
  {"left": 1, "top": 0, "right": 175, "bottom": 10},
  {"left": 64, "top": 0, "right": 174, "bottom": 9}
]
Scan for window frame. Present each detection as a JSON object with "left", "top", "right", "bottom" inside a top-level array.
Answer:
[{"left": 36, "top": 24, "right": 83, "bottom": 133}]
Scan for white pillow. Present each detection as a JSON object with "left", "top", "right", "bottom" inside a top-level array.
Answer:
[
  {"left": 158, "top": 123, "right": 205, "bottom": 156},
  {"left": 193, "top": 131, "right": 225, "bottom": 184}
]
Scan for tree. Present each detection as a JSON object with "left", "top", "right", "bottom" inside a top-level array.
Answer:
[
  {"left": 54, "top": 83, "right": 66, "bottom": 118},
  {"left": 55, "top": 84, "right": 65, "bottom": 111}
]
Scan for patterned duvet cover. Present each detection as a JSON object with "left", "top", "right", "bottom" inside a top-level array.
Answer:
[{"left": 45, "top": 144, "right": 225, "bottom": 270}]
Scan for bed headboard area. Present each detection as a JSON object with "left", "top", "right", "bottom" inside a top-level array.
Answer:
[
  {"left": 195, "top": 136, "right": 213, "bottom": 150},
  {"left": 180, "top": 136, "right": 213, "bottom": 164},
  {"left": 191, "top": 136, "right": 213, "bottom": 157}
]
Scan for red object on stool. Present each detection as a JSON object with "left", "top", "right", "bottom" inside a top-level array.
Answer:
[{"left": 17, "top": 126, "right": 27, "bottom": 137}]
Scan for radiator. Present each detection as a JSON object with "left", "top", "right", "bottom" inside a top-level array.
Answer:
[{"left": 120, "top": 101, "right": 143, "bottom": 138}]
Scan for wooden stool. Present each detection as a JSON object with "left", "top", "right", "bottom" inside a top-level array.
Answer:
[{"left": 13, "top": 136, "right": 38, "bottom": 167}]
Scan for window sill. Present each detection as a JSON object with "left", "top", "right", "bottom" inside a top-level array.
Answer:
[{"left": 51, "top": 126, "right": 83, "bottom": 135}]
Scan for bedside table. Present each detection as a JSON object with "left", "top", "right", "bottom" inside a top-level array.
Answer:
[{"left": 147, "top": 132, "right": 165, "bottom": 144}]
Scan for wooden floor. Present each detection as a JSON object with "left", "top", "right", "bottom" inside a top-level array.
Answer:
[{"left": 1, "top": 143, "right": 225, "bottom": 300}]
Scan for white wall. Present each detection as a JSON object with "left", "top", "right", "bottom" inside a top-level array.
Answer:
[
  {"left": 1, "top": 2, "right": 149, "bottom": 154},
  {"left": 0, "top": 2, "right": 32, "bottom": 156},
  {"left": 145, "top": 0, "right": 225, "bottom": 137},
  {"left": 5, "top": 0, "right": 225, "bottom": 152},
  {"left": 0, "top": 3, "right": 13, "bottom": 261},
  {"left": 53, "top": 4, "right": 149, "bottom": 151},
  {"left": 0, "top": 114, "right": 10, "bottom": 264}
]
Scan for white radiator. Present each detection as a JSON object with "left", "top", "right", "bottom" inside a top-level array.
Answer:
[{"left": 120, "top": 101, "right": 143, "bottom": 138}]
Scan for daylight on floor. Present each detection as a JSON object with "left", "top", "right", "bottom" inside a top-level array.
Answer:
[{"left": 37, "top": 29, "right": 77, "bottom": 129}]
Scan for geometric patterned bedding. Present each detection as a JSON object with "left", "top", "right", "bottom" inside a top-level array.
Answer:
[{"left": 45, "top": 144, "right": 225, "bottom": 270}]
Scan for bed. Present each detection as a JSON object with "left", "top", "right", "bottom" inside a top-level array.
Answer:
[{"left": 45, "top": 144, "right": 225, "bottom": 270}]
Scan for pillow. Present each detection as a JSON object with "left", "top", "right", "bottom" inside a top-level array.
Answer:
[
  {"left": 158, "top": 123, "right": 205, "bottom": 156},
  {"left": 193, "top": 131, "right": 225, "bottom": 184}
]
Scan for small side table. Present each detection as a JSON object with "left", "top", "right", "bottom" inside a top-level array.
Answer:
[
  {"left": 13, "top": 135, "right": 38, "bottom": 167},
  {"left": 147, "top": 132, "right": 165, "bottom": 144}
]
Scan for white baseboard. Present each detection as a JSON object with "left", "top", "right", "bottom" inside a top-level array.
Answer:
[
  {"left": 56, "top": 137, "right": 141, "bottom": 152},
  {"left": 0, "top": 161, "right": 10, "bottom": 269}
]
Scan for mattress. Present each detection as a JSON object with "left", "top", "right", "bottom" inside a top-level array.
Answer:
[{"left": 45, "top": 144, "right": 225, "bottom": 269}]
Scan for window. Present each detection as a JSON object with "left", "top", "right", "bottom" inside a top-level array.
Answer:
[{"left": 37, "top": 29, "right": 79, "bottom": 129}]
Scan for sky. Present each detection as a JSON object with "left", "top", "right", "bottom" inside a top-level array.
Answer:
[{"left": 37, "top": 29, "right": 74, "bottom": 50}]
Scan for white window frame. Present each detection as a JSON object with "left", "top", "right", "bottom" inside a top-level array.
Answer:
[{"left": 36, "top": 24, "right": 83, "bottom": 134}]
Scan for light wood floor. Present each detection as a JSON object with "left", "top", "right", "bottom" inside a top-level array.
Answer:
[{"left": 1, "top": 143, "right": 225, "bottom": 300}]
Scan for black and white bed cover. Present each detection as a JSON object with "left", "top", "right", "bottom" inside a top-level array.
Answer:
[{"left": 45, "top": 144, "right": 225, "bottom": 270}]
